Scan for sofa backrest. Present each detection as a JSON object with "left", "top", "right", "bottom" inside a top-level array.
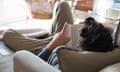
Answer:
[
  {"left": 57, "top": 48, "right": 120, "bottom": 72},
  {"left": 114, "top": 20, "right": 120, "bottom": 46}
]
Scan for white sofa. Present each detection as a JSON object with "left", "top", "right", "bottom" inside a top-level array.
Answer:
[
  {"left": 14, "top": 21, "right": 120, "bottom": 72},
  {"left": 13, "top": 47, "right": 120, "bottom": 72},
  {"left": 1, "top": 21, "right": 120, "bottom": 72}
]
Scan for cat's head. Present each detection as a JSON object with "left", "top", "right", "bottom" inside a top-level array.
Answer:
[{"left": 84, "top": 17, "right": 97, "bottom": 26}]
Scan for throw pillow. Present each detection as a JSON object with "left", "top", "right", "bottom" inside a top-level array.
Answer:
[
  {"left": 103, "top": 20, "right": 120, "bottom": 47},
  {"left": 113, "top": 20, "right": 120, "bottom": 47},
  {"left": 57, "top": 48, "right": 120, "bottom": 72}
]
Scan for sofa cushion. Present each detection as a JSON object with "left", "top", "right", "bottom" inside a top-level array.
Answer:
[
  {"left": 57, "top": 47, "right": 120, "bottom": 72},
  {"left": 0, "top": 55, "right": 13, "bottom": 72},
  {"left": 99, "top": 63, "right": 120, "bottom": 72},
  {"left": 0, "top": 41, "right": 13, "bottom": 54},
  {"left": 103, "top": 20, "right": 120, "bottom": 47},
  {"left": 14, "top": 50, "right": 60, "bottom": 72},
  {"left": 114, "top": 20, "right": 120, "bottom": 46}
]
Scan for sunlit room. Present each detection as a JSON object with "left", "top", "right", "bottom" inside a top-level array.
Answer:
[{"left": 0, "top": 0, "right": 120, "bottom": 72}]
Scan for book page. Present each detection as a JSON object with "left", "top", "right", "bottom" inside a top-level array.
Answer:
[{"left": 66, "top": 24, "right": 84, "bottom": 49}]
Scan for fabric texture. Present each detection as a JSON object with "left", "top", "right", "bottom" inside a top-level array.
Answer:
[{"left": 57, "top": 47, "right": 120, "bottom": 72}]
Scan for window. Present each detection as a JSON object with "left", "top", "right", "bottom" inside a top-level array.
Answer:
[
  {"left": 31, "top": 0, "right": 52, "bottom": 19},
  {"left": 75, "top": 0, "right": 93, "bottom": 11},
  {"left": 106, "top": 0, "right": 120, "bottom": 20},
  {"left": 0, "top": 0, "right": 52, "bottom": 34},
  {"left": 0, "top": 0, "right": 29, "bottom": 24},
  {"left": 92, "top": 0, "right": 112, "bottom": 22},
  {"left": 112, "top": 0, "right": 120, "bottom": 10}
]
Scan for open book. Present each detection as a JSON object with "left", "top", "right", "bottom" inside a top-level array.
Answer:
[{"left": 66, "top": 24, "right": 84, "bottom": 49}]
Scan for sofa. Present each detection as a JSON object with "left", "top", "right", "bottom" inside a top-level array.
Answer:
[
  {"left": 0, "top": 20, "right": 120, "bottom": 72},
  {"left": 13, "top": 47, "right": 120, "bottom": 72}
]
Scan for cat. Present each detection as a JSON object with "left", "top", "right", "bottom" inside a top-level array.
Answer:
[{"left": 80, "top": 17, "right": 114, "bottom": 52}]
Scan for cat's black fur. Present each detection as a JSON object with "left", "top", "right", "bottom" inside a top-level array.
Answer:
[{"left": 80, "top": 17, "right": 114, "bottom": 52}]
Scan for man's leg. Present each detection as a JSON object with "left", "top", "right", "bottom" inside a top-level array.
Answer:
[
  {"left": 3, "top": 29, "right": 52, "bottom": 51},
  {"left": 2, "top": 1, "right": 73, "bottom": 52},
  {"left": 50, "top": 1, "right": 74, "bottom": 35}
]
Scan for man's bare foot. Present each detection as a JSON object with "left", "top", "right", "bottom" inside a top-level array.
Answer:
[{"left": 47, "top": 22, "right": 71, "bottom": 51}]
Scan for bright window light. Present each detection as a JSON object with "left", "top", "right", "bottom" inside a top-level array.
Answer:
[
  {"left": 112, "top": 0, "right": 120, "bottom": 10},
  {"left": 2, "top": 0, "right": 28, "bottom": 24},
  {"left": 0, "top": 0, "right": 52, "bottom": 36}
]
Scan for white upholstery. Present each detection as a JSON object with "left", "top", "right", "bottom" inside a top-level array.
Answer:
[
  {"left": 0, "top": 55, "right": 13, "bottom": 72},
  {"left": 14, "top": 50, "right": 60, "bottom": 72},
  {"left": 99, "top": 63, "right": 120, "bottom": 72}
]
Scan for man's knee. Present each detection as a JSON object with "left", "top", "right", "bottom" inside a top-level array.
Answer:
[
  {"left": 3, "top": 29, "right": 21, "bottom": 41},
  {"left": 59, "top": 1, "right": 70, "bottom": 9}
]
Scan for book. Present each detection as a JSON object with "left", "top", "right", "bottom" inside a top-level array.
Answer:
[{"left": 66, "top": 24, "right": 84, "bottom": 49}]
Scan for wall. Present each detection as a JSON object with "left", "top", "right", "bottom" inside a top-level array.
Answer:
[{"left": 0, "top": 0, "right": 3, "bottom": 23}]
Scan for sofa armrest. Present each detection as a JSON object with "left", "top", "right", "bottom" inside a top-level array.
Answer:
[
  {"left": 13, "top": 50, "right": 60, "bottom": 72},
  {"left": 99, "top": 63, "right": 120, "bottom": 72}
]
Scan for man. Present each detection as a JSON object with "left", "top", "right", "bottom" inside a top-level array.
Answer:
[
  {"left": 3, "top": 1, "right": 114, "bottom": 69},
  {"left": 3, "top": 1, "right": 73, "bottom": 52}
]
